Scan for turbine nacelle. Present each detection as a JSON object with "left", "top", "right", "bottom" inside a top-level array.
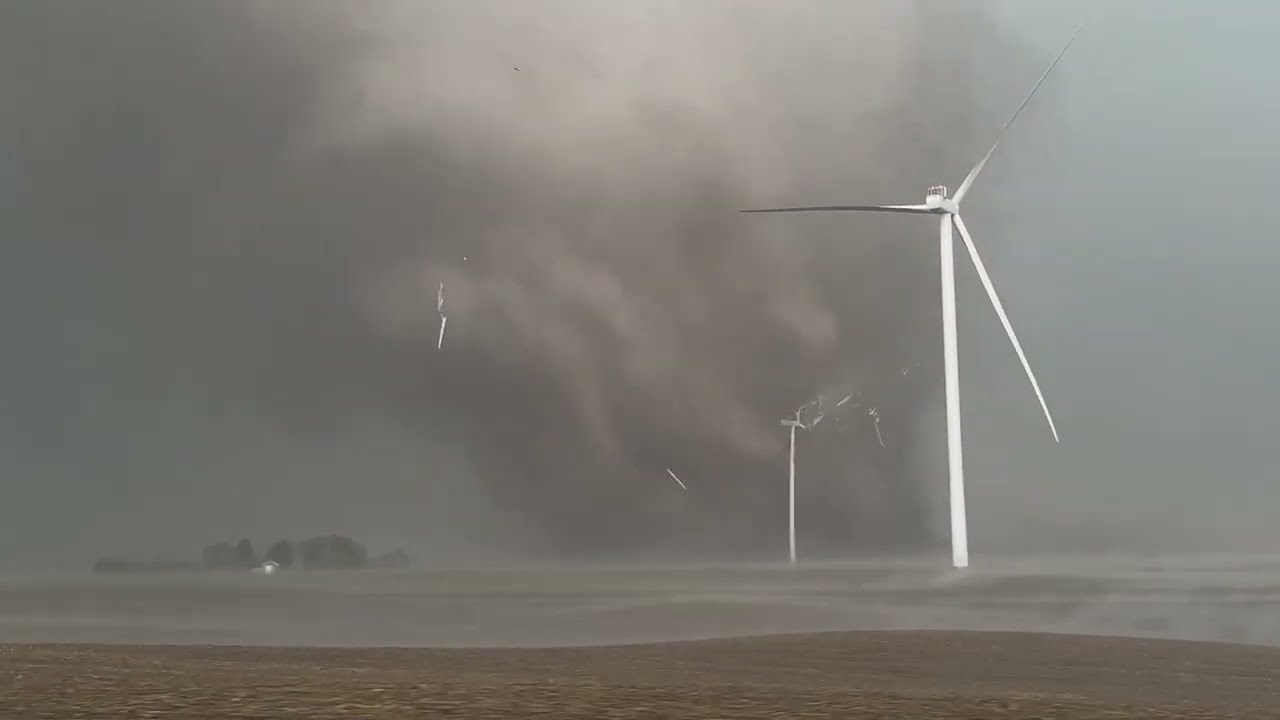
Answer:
[
  {"left": 925, "top": 185, "right": 947, "bottom": 208},
  {"left": 926, "top": 185, "right": 959, "bottom": 214}
]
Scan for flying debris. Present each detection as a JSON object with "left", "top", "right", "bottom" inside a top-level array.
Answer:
[
  {"left": 742, "top": 21, "right": 1083, "bottom": 568},
  {"left": 795, "top": 396, "right": 825, "bottom": 428},
  {"left": 665, "top": 468, "right": 687, "bottom": 490},
  {"left": 866, "top": 407, "right": 886, "bottom": 448},
  {"left": 836, "top": 393, "right": 854, "bottom": 407},
  {"left": 435, "top": 281, "right": 447, "bottom": 350}
]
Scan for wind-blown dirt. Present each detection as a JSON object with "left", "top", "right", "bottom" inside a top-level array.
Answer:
[
  {"left": 5, "top": 631, "right": 1280, "bottom": 718},
  {"left": 8, "top": 559, "right": 1280, "bottom": 648}
]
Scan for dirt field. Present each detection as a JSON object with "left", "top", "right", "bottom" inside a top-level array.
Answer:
[{"left": 5, "top": 630, "right": 1280, "bottom": 718}]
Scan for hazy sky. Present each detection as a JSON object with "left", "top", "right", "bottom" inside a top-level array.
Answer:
[
  {"left": 950, "top": 0, "right": 1280, "bottom": 553},
  {"left": 3, "top": 0, "right": 1278, "bottom": 569}
]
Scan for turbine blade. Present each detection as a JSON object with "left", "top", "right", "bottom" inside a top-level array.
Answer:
[
  {"left": 953, "top": 20, "right": 1085, "bottom": 204},
  {"left": 952, "top": 215, "right": 1059, "bottom": 442},
  {"left": 740, "top": 204, "right": 933, "bottom": 214}
]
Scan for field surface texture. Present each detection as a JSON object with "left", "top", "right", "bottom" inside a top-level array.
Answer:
[
  {"left": 6, "top": 631, "right": 1280, "bottom": 718},
  {"left": 6, "top": 559, "right": 1280, "bottom": 717}
]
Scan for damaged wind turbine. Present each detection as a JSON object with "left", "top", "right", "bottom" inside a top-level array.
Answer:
[
  {"left": 743, "top": 22, "right": 1083, "bottom": 569},
  {"left": 780, "top": 397, "right": 822, "bottom": 565}
]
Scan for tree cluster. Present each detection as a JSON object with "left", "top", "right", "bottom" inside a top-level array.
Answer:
[
  {"left": 92, "top": 534, "right": 385, "bottom": 573},
  {"left": 199, "top": 535, "right": 370, "bottom": 571}
]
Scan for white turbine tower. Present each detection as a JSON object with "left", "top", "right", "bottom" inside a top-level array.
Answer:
[
  {"left": 780, "top": 397, "right": 822, "bottom": 565},
  {"left": 745, "top": 23, "right": 1083, "bottom": 569}
]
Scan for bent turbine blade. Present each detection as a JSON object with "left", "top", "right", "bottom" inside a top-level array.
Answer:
[
  {"left": 952, "top": 214, "right": 1060, "bottom": 442},
  {"left": 740, "top": 204, "right": 933, "bottom": 214},
  {"left": 953, "top": 20, "right": 1086, "bottom": 204}
]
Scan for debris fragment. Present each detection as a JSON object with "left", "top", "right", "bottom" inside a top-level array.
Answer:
[
  {"left": 436, "top": 281, "right": 447, "bottom": 350},
  {"left": 665, "top": 468, "right": 687, "bottom": 490},
  {"left": 868, "top": 407, "right": 885, "bottom": 448},
  {"left": 836, "top": 393, "right": 854, "bottom": 407}
]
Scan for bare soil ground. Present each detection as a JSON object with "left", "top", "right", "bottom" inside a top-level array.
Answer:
[{"left": 4, "top": 630, "right": 1280, "bottom": 718}]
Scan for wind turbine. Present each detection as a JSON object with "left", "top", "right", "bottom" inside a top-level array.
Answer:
[
  {"left": 745, "top": 23, "right": 1083, "bottom": 569},
  {"left": 780, "top": 397, "right": 822, "bottom": 565}
]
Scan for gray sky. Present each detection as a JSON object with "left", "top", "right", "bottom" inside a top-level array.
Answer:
[
  {"left": 2, "top": 0, "right": 1277, "bottom": 569},
  {"left": 948, "top": 0, "right": 1280, "bottom": 553}
]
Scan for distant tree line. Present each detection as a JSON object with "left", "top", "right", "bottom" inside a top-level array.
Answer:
[
  {"left": 91, "top": 558, "right": 200, "bottom": 573},
  {"left": 203, "top": 535, "right": 371, "bottom": 570},
  {"left": 93, "top": 535, "right": 410, "bottom": 573}
]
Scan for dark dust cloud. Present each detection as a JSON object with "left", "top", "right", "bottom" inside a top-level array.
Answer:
[{"left": 0, "top": 1, "right": 1046, "bottom": 568}]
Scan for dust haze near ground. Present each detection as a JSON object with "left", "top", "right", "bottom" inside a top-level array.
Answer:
[
  {"left": 7, "top": 556, "right": 1280, "bottom": 648},
  {"left": 4, "top": 0, "right": 1280, "bottom": 573}
]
